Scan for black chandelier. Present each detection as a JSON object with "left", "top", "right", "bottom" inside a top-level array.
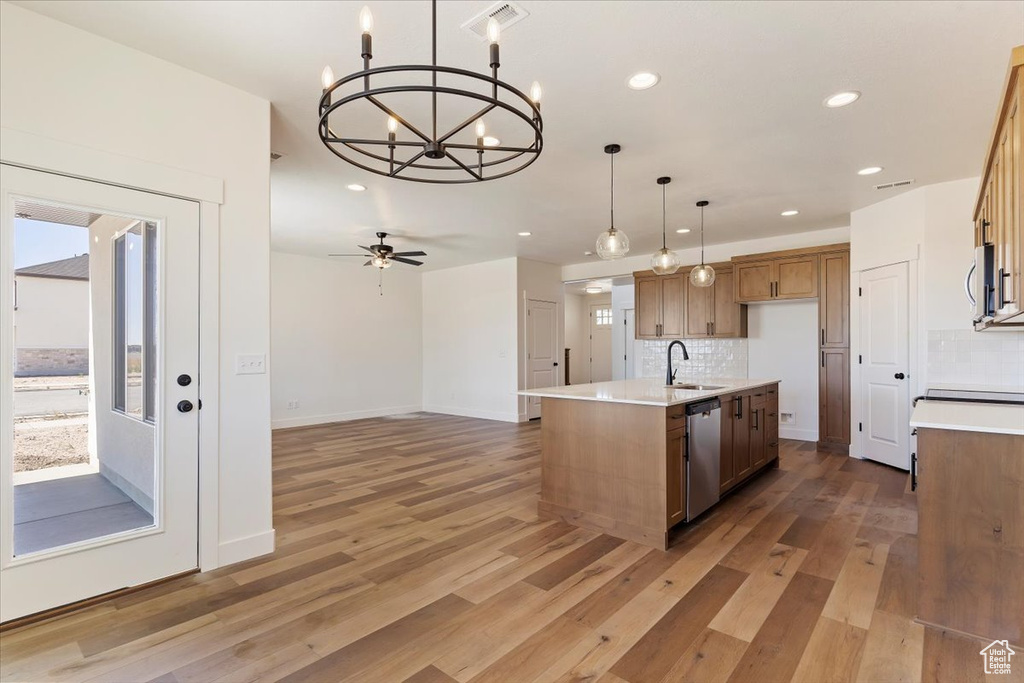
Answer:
[{"left": 318, "top": 1, "right": 544, "bottom": 184}]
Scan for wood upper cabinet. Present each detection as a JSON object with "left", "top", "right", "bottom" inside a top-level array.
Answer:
[
  {"left": 975, "top": 45, "right": 1023, "bottom": 326},
  {"left": 733, "top": 252, "right": 820, "bottom": 302},
  {"left": 683, "top": 266, "right": 747, "bottom": 338},
  {"left": 819, "top": 250, "right": 850, "bottom": 347},
  {"left": 634, "top": 273, "right": 685, "bottom": 339}
]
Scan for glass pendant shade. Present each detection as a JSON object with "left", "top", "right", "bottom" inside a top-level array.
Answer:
[
  {"left": 596, "top": 227, "right": 629, "bottom": 260},
  {"left": 689, "top": 263, "right": 716, "bottom": 287},
  {"left": 652, "top": 247, "right": 680, "bottom": 275},
  {"left": 372, "top": 255, "right": 392, "bottom": 269}
]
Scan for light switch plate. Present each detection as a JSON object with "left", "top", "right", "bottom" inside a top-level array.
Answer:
[{"left": 236, "top": 354, "right": 266, "bottom": 375}]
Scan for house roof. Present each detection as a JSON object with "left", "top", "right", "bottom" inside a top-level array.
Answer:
[{"left": 15, "top": 254, "right": 90, "bottom": 281}]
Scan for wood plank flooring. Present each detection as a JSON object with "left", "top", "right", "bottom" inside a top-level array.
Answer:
[{"left": 0, "top": 412, "right": 1006, "bottom": 682}]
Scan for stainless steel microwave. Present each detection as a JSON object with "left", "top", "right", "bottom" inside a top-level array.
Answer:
[{"left": 966, "top": 244, "right": 994, "bottom": 323}]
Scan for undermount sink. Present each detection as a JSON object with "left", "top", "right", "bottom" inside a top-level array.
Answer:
[{"left": 666, "top": 384, "right": 726, "bottom": 391}]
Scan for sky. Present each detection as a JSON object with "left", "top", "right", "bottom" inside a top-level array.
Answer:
[{"left": 14, "top": 218, "right": 90, "bottom": 269}]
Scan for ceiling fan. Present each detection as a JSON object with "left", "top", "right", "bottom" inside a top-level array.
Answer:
[{"left": 329, "top": 232, "right": 427, "bottom": 269}]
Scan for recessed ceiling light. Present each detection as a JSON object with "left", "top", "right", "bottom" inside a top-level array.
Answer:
[
  {"left": 347, "top": 183, "right": 367, "bottom": 192},
  {"left": 483, "top": 136, "right": 501, "bottom": 147},
  {"left": 517, "top": 231, "right": 531, "bottom": 236},
  {"left": 585, "top": 286, "right": 603, "bottom": 294},
  {"left": 823, "top": 91, "right": 861, "bottom": 108},
  {"left": 781, "top": 210, "right": 799, "bottom": 217},
  {"left": 627, "top": 72, "right": 660, "bottom": 90},
  {"left": 675, "top": 228, "right": 691, "bottom": 234},
  {"left": 584, "top": 251, "right": 593, "bottom": 256},
  {"left": 858, "top": 166, "right": 884, "bottom": 176}
]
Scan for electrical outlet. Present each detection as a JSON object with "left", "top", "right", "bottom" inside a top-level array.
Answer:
[
  {"left": 780, "top": 412, "right": 794, "bottom": 424},
  {"left": 287, "top": 399, "right": 300, "bottom": 410},
  {"left": 236, "top": 354, "right": 266, "bottom": 375}
]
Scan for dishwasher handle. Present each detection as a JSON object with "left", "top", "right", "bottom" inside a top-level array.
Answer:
[{"left": 686, "top": 398, "right": 722, "bottom": 416}]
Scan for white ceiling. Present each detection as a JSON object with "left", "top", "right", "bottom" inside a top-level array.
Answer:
[{"left": 12, "top": 1, "right": 1024, "bottom": 270}]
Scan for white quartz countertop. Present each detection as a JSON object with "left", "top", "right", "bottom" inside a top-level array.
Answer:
[
  {"left": 910, "top": 400, "right": 1024, "bottom": 436},
  {"left": 518, "top": 378, "right": 780, "bottom": 407}
]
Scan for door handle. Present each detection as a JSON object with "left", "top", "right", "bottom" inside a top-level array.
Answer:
[
  {"left": 735, "top": 396, "right": 743, "bottom": 419},
  {"left": 553, "top": 362, "right": 558, "bottom": 367},
  {"left": 894, "top": 372, "right": 905, "bottom": 380},
  {"left": 177, "top": 400, "right": 194, "bottom": 413}
]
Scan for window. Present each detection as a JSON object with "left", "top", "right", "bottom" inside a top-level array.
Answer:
[
  {"left": 594, "top": 308, "right": 613, "bottom": 326},
  {"left": 113, "top": 221, "right": 157, "bottom": 423}
]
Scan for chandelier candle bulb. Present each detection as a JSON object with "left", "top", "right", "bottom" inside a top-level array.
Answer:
[
  {"left": 530, "top": 81, "right": 542, "bottom": 104},
  {"left": 359, "top": 6, "right": 374, "bottom": 34},
  {"left": 475, "top": 119, "right": 486, "bottom": 139},
  {"left": 321, "top": 65, "right": 334, "bottom": 91}
]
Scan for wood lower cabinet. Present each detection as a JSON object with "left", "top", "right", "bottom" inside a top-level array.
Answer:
[
  {"left": 975, "top": 46, "right": 1023, "bottom": 327},
  {"left": 733, "top": 252, "right": 820, "bottom": 303},
  {"left": 635, "top": 273, "right": 685, "bottom": 339},
  {"left": 819, "top": 348, "right": 850, "bottom": 448},
  {"left": 917, "top": 427, "right": 1024, "bottom": 643},
  {"left": 720, "top": 383, "right": 779, "bottom": 495},
  {"left": 666, "top": 427, "right": 687, "bottom": 527}
]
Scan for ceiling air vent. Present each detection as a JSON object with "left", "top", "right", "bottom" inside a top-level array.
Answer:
[
  {"left": 461, "top": 1, "right": 530, "bottom": 41},
  {"left": 874, "top": 179, "right": 915, "bottom": 190},
  {"left": 270, "top": 151, "right": 285, "bottom": 161}
]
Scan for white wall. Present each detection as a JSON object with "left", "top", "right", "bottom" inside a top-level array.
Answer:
[
  {"left": 849, "top": 176, "right": 1024, "bottom": 458},
  {"left": 747, "top": 302, "right": 819, "bottom": 441},
  {"left": 12, "top": 276, "right": 89, "bottom": 348},
  {"left": 270, "top": 252, "right": 422, "bottom": 429},
  {"left": 1, "top": 3, "right": 273, "bottom": 565},
  {"left": 564, "top": 293, "right": 586, "bottom": 384},
  {"left": 422, "top": 258, "right": 519, "bottom": 422},
  {"left": 517, "top": 259, "right": 565, "bottom": 419}
]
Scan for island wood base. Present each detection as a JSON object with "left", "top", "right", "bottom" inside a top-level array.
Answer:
[{"left": 537, "top": 390, "right": 779, "bottom": 551}]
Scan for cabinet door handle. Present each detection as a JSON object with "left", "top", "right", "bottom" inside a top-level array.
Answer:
[
  {"left": 752, "top": 409, "right": 759, "bottom": 431},
  {"left": 821, "top": 328, "right": 825, "bottom": 345},
  {"left": 735, "top": 396, "right": 743, "bottom": 419},
  {"left": 821, "top": 351, "right": 825, "bottom": 368},
  {"left": 711, "top": 321, "right": 715, "bottom": 336}
]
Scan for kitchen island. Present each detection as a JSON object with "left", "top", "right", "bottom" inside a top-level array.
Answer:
[{"left": 519, "top": 378, "right": 781, "bottom": 550}]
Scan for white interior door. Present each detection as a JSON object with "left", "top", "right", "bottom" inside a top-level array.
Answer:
[
  {"left": 589, "top": 303, "right": 613, "bottom": 382},
  {"left": 860, "top": 262, "right": 911, "bottom": 470},
  {"left": 526, "top": 299, "right": 557, "bottom": 419},
  {"left": 1, "top": 165, "right": 200, "bottom": 621},
  {"left": 624, "top": 309, "right": 636, "bottom": 379}
]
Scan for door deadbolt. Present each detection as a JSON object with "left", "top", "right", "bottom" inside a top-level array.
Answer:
[{"left": 177, "top": 400, "right": 194, "bottom": 413}]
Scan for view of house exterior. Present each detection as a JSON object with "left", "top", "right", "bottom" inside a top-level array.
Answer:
[{"left": 13, "top": 253, "right": 89, "bottom": 377}]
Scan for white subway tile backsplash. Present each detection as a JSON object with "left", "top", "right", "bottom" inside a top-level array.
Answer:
[
  {"left": 926, "top": 328, "right": 1024, "bottom": 390},
  {"left": 639, "top": 338, "right": 748, "bottom": 381}
]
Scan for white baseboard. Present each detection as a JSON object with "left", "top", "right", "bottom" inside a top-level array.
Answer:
[
  {"left": 271, "top": 405, "right": 421, "bottom": 430},
  {"left": 422, "top": 404, "right": 520, "bottom": 423},
  {"left": 780, "top": 426, "right": 818, "bottom": 441},
  {"left": 218, "top": 529, "right": 275, "bottom": 567}
]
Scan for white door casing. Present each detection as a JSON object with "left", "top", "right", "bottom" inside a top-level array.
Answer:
[
  {"left": 859, "top": 262, "right": 911, "bottom": 470},
  {"left": 0, "top": 165, "right": 200, "bottom": 621},
  {"left": 589, "top": 303, "right": 613, "bottom": 383},
  {"left": 624, "top": 309, "right": 636, "bottom": 379},
  {"left": 526, "top": 299, "right": 557, "bottom": 420}
]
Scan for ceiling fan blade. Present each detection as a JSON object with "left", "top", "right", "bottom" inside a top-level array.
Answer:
[
  {"left": 358, "top": 245, "right": 374, "bottom": 252},
  {"left": 363, "top": 260, "right": 373, "bottom": 266},
  {"left": 391, "top": 257, "right": 423, "bottom": 266},
  {"left": 328, "top": 253, "right": 366, "bottom": 257},
  {"left": 392, "top": 250, "right": 427, "bottom": 257}
]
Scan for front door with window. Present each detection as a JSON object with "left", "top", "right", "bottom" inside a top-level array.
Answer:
[
  {"left": 589, "top": 303, "right": 613, "bottom": 382},
  {"left": 1, "top": 165, "right": 200, "bottom": 622}
]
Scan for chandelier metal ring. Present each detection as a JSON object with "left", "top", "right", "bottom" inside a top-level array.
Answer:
[
  {"left": 318, "top": 68, "right": 543, "bottom": 178},
  {"left": 317, "top": 1, "right": 544, "bottom": 184}
]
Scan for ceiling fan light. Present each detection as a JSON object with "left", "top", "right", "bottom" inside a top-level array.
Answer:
[
  {"left": 596, "top": 227, "right": 629, "bottom": 260},
  {"left": 371, "top": 254, "right": 392, "bottom": 269},
  {"left": 689, "top": 264, "right": 716, "bottom": 288},
  {"left": 651, "top": 247, "right": 680, "bottom": 275}
]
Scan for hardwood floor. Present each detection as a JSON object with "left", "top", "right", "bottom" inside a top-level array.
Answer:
[{"left": 0, "top": 413, "right": 1005, "bottom": 682}]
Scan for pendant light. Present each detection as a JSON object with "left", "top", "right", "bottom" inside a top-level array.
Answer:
[
  {"left": 595, "top": 144, "right": 630, "bottom": 260},
  {"left": 689, "top": 200, "right": 716, "bottom": 287},
  {"left": 651, "top": 177, "right": 680, "bottom": 275}
]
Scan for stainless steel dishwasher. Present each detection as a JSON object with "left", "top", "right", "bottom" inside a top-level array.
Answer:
[{"left": 685, "top": 397, "right": 722, "bottom": 521}]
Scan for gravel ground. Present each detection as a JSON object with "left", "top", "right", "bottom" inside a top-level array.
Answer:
[{"left": 14, "top": 421, "right": 89, "bottom": 472}]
